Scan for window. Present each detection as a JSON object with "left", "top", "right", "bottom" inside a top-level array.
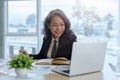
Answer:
[
  {"left": 40, "top": 0, "right": 119, "bottom": 72},
  {"left": 5, "top": 0, "right": 39, "bottom": 58},
  {"left": 41, "top": 0, "right": 119, "bottom": 54},
  {"left": 7, "top": 1, "right": 37, "bottom": 33}
]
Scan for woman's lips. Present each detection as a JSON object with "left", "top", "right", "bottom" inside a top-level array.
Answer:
[{"left": 55, "top": 31, "right": 61, "bottom": 35}]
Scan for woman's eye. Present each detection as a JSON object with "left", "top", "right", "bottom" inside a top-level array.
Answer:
[{"left": 61, "top": 24, "right": 64, "bottom": 26}]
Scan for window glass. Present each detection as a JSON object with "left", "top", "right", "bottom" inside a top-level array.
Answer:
[
  {"left": 5, "top": 0, "right": 119, "bottom": 61},
  {"left": 41, "top": 0, "right": 119, "bottom": 55},
  {"left": 8, "top": 1, "right": 36, "bottom": 33},
  {"left": 5, "top": 0, "right": 37, "bottom": 58},
  {"left": 6, "top": 37, "right": 37, "bottom": 57},
  {"left": 40, "top": 0, "right": 119, "bottom": 67}
]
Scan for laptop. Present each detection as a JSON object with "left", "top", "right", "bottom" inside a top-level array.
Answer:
[{"left": 52, "top": 41, "right": 107, "bottom": 76}]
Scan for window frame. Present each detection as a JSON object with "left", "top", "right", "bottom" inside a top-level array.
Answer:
[{"left": 4, "top": 0, "right": 41, "bottom": 58}]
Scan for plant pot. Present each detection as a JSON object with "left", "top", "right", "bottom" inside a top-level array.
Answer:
[{"left": 15, "top": 68, "right": 28, "bottom": 77}]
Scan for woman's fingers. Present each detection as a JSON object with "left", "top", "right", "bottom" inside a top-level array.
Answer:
[{"left": 19, "top": 50, "right": 28, "bottom": 54}]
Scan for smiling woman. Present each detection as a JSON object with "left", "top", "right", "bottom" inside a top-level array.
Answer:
[
  {"left": 29, "top": 9, "right": 77, "bottom": 60},
  {"left": 48, "top": 15, "right": 65, "bottom": 38}
]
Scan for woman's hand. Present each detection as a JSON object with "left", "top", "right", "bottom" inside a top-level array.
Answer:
[{"left": 19, "top": 50, "right": 28, "bottom": 55}]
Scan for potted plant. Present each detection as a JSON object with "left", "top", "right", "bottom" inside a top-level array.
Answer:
[{"left": 8, "top": 52, "right": 34, "bottom": 77}]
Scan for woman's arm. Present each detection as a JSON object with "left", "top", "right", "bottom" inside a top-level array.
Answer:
[{"left": 29, "top": 36, "right": 51, "bottom": 59}]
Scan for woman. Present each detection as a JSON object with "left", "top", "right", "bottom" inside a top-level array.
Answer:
[{"left": 20, "top": 9, "right": 77, "bottom": 60}]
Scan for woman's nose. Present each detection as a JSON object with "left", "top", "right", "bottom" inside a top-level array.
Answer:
[{"left": 56, "top": 25, "right": 61, "bottom": 30}]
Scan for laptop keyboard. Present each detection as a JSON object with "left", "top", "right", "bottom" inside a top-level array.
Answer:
[
  {"left": 53, "top": 65, "right": 70, "bottom": 74},
  {"left": 62, "top": 69, "right": 70, "bottom": 73}
]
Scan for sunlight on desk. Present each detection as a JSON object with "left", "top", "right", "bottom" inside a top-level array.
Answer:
[
  {"left": 0, "top": 55, "right": 119, "bottom": 80},
  {"left": 45, "top": 72, "right": 103, "bottom": 80}
]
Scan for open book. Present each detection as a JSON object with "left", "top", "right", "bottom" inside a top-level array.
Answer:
[
  {"left": 0, "top": 70, "right": 8, "bottom": 75},
  {"left": 35, "top": 57, "right": 70, "bottom": 65},
  {"left": 0, "top": 59, "right": 8, "bottom": 67}
]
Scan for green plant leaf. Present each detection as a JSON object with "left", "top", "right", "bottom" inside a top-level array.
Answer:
[{"left": 8, "top": 53, "right": 34, "bottom": 69}]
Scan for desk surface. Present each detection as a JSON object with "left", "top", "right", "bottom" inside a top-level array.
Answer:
[{"left": 0, "top": 55, "right": 120, "bottom": 80}]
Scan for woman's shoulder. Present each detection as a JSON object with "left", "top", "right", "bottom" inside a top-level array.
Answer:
[
  {"left": 65, "top": 30, "right": 77, "bottom": 41},
  {"left": 60, "top": 31, "right": 77, "bottom": 46},
  {"left": 43, "top": 35, "right": 51, "bottom": 40}
]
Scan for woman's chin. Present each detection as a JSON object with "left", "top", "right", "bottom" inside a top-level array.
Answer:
[{"left": 54, "top": 35, "right": 61, "bottom": 38}]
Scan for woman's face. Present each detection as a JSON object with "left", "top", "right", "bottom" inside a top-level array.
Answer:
[{"left": 48, "top": 15, "right": 65, "bottom": 38}]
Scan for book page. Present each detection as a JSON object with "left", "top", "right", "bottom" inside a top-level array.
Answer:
[
  {"left": 52, "top": 57, "right": 70, "bottom": 65},
  {"left": 35, "top": 57, "right": 70, "bottom": 65},
  {"left": 0, "top": 70, "right": 8, "bottom": 75},
  {"left": 0, "top": 59, "right": 8, "bottom": 75},
  {"left": 35, "top": 59, "right": 53, "bottom": 65},
  {"left": 0, "top": 59, "right": 8, "bottom": 67}
]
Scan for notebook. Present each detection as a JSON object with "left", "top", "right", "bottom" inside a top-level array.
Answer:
[{"left": 52, "top": 41, "right": 107, "bottom": 76}]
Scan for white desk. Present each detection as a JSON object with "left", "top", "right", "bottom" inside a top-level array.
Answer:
[{"left": 0, "top": 55, "right": 120, "bottom": 80}]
